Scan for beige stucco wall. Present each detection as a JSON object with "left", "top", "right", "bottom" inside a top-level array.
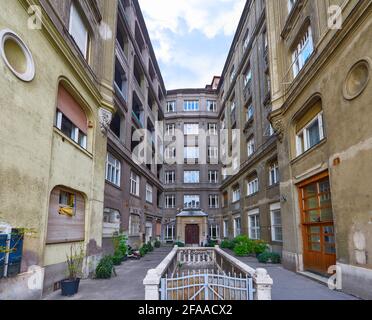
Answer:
[{"left": 0, "top": 0, "right": 116, "bottom": 297}]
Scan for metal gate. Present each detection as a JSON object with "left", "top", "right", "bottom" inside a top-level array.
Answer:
[{"left": 160, "top": 270, "right": 254, "bottom": 300}]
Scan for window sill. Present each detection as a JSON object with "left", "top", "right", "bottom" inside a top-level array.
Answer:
[
  {"left": 105, "top": 180, "right": 121, "bottom": 190},
  {"left": 291, "top": 138, "right": 327, "bottom": 165},
  {"left": 246, "top": 192, "right": 259, "bottom": 198},
  {"left": 53, "top": 127, "right": 92, "bottom": 159}
]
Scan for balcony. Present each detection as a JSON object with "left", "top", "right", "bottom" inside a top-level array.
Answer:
[{"left": 143, "top": 246, "right": 273, "bottom": 300}]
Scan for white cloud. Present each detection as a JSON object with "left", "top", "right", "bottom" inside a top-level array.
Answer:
[{"left": 138, "top": 0, "right": 245, "bottom": 89}]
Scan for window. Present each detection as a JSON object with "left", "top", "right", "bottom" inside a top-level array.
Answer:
[
  {"left": 208, "top": 170, "right": 218, "bottom": 184},
  {"left": 184, "top": 146, "right": 199, "bottom": 160},
  {"left": 59, "top": 190, "right": 76, "bottom": 214},
  {"left": 207, "top": 100, "right": 217, "bottom": 112},
  {"left": 247, "top": 105, "right": 254, "bottom": 121},
  {"left": 223, "top": 220, "right": 229, "bottom": 238},
  {"left": 106, "top": 153, "right": 121, "bottom": 187},
  {"left": 231, "top": 101, "right": 236, "bottom": 114},
  {"left": 165, "top": 124, "right": 175, "bottom": 136},
  {"left": 165, "top": 224, "right": 175, "bottom": 241},
  {"left": 292, "top": 25, "right": 314, "bottom": 77},
  {"left": 146, "top": 183, "right": 153, "bottom": 203},
  {"left": 129, "top": 214, "right": 140, "bottom": 235},
  {"left": 209, "top": 224, "right": 220, "bottom": 240},
  {"left": 166, "top": 101, "right": 176, "bottom": 113},
  {"left": 230, "top": 65, "right": 236, "bottom": 82},
  {"left": 232, "top": 186, "right": 240, "bottom": 203},
  {"left": 248, "top": 209, "right": 260, "bottom": 240},
  {"left": 296, "top": 112, "right": 324, "bottom": 156},
  {"left": 130, "top": 171, "right": 140, "bottom": 196},
  {"left": 247, "top": 137, "right": 255, "bottom": 157},
  {"left": 209, "top": 195, "right": 219, "bottom": 209},
  {"left": 243, "top": 29, "right": 250, "bottom": 50},
  {"left": 184, "top": 100, "right": 199, "bottom": 111},
  {"left": 208, "top": 123, "right": 217, "bottom": 135},
  {"left": 247, "top": 177, "right": 259, "bottom": 196},
  {"left": 184, "top": 123, "right": 199, "bottom": 135},
  {"left": 184, "top": 171, "right": 200, "bottom": 184},
  {"left": 222, "top": 191, "right": 228, "bottom": 208},
  {"left": 69, "top": 2, "right": 89, "bottom": 58},
  {"left": 244, "top": 68, "right": 252, "bottom": 86},
  {"left": 288, "top": 0, "right": 297, "bottom": 13},
  {"left": 103, "top": 208, "right": 120, "bottom": 237},
  {"left": 115, "top": 59, "right": 128, "bottom": 101},
  {"left": 56, "top": 110, "right": 87, "bottom": 149},
  {"left": 165, "top": 146, "right": 176, "bottom": 160},
  {"left": 270, "top": 203, "right": 283, "bottom": 242},
  {"left": 208, "top": 146, "right": 218, "bottom": 160},
  {"left": 234, "top": 217, "right": 241, "bottom": 237},
  {"left": 165, "top": 171, "right": 175, "bottom": 184},
  {"left": 263, "top": 29, "right": 268, "bottom": 52},
  {"left": 232, "top": 157, "right": 239, "bottom": 171},
  {"left": 165, "top": 195, "right": 176, "bottom": 208},
  {"left": 222, "top": 167, "right": 228, "bottom": 181},
  {"left": 184, "top": 195, "right": 200, "bottom": 209},
  {"left": 269, "top": 162, "right": 279, "bottom": 186}
]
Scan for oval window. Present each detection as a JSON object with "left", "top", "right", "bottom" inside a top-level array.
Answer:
[
  {"left": 0, "top": 29, "right": 35, "bottom": 82},
  {"left": 343, "top": 60, "right": 370, "bottom": 100}
]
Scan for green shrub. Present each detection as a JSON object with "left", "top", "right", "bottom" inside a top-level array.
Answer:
[
  {"left": 220, "top": 239, "right": 234, "bottom": 250},
  {"left": 253, "top": 240, "right": 269, "bottom": 255},
  {"left": 112, "top": 253, "right": 122, "bottom": 266},
  {"left": 139, "top": 246, "right": 147, "bottom": 257},
  {"left": 112, "top": 234, "right": 128, "bottom": 258},
  {"left": 232, "top": 235, "right": 255, "bottom": 256},
  {"left": 204, "top": 240, "right": 217, "bottom": 247},
  {"left": 175, "top": 241, "right": 185, "bottom": 247},
  {"left": 96, "top": 255, "right": 115, "bottom": 279},
  {"left": 257, "top": 252, "right": 281, "bottom": 264},
  {"left": 147, "top": 242, "right": 154, "bottom": 252},
  {"left": 154, "top": 240, "right": 161, "bottom": 248}
]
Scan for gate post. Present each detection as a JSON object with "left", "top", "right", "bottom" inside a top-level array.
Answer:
[
  {"left": 143, "top": 269, "right": 161, "bottom": 300},
  {"left": 253, "top": 268, "right": 273, "bottom": 300}
]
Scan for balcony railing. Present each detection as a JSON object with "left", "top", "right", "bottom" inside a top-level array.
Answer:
[{"left": 143, "top": 246, "right": 273, "bottom": 300}]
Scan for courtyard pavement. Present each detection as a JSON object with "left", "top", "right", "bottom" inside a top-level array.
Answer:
[{"left": 44, "top": 246, "right": 358, "bottom": 300}]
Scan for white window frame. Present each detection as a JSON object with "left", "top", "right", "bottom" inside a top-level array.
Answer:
[
  {"left": 165, "top": 123, "right": 175, "bottom": 136},
  {"left": 232, "top": 187, "right": 240, "bottom": 203},
  {"left": 234, "top": 216, "right": 241, "bottom": 237},
  {"left": 270, "top": 203, "right": 283, "bottom": 242},
  {"left": 244, "top": 68, "right": 252, "bottom": 86},
  {"left": 166, "top": 101, "right": 176, "bottom": 113},
  {"left": 184, "top": 195, "right": 200, "bottom": 209},
  {"left": 269, "top": 162, "right": 279, "bottom": 186},
  {"left": 247, "top": 177, "right": 259, "bottom": 196},
  {"left": 243, "top": 29, "right": 250, "bottom": 50},
  {"left": 184, "top": 146, "right": 199, "bottom": 160},
  {"left": 296, "top": 112, "right": 324, "bottom": 156},
  {"left": 223, "top": 220, "right": 229, "bottom": 238},
  {"left": 184, "top": 123, "right": 199, "bottom": 135},
  {"left": 209, "top": 224, "right": 220, "bottom": 240},
  {"left": 130, "top": 171, "right": 140, "bottom": 196},
  {"left": 207, "top": 100, "right": 217, "bottom": 112},
  {"left": 184, "top": 100, "right": 199, "bottom": 111},
  {"left": 105, "top": 153, "right": 121, "bottom": 187},
  {"left": 165, "top": 195, "right": 176, "bottom": 209},
  {"left": 56, "top": 110, "right": 87, "bottom": 149},
  {"left": 165, "top": 224, "right": 175, "bottom": 241},
  {"left": 184, "top": 171, "right": 200, "bottom": 184},
  {"left": 248, "top": 209, "right": 260, "bottom": 240},
  {"left": 69, "top": 2, "right": 89, "bottom": 58},
  {"left": 165, "top": 146, "right": 176, "bottom": 160},
  {"left": 145, "top": 183, "right": 153, "bottom": 203},
  {"left": 247, "top": 137, "right": 255, "bottom": 157},
  {"left": 208, "top": 170, "right": 218, "bottom": 184},
  {"left": 165, "top": 171, "right": 175, "bottom": 184},
  {"left": 247, "top": 104, "right": 254, "bottom": 121},
  {"left": 208, "top": 123, "right": 218, "bottom": 135},
  {"left": 292, "top": 25, "right": 314, "bottom": 77},
  {"left": 208, "top": 195, "right": 219, "bottom": 209}
]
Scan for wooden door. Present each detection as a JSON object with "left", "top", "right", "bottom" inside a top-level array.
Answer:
[
  {"left": 185, "top": 224, "right": 199, "bottom": 245},
  {"left": 298, "top": 172, "right": 336, "bottom": 274}
]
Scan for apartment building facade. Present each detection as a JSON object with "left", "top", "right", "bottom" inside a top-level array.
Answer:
[
  {"left": 0, "top": 0, "right": 116, "bottom": 298},
  {"left": 162, "top": 81, "right": 221, "bottom": 245},
  {"left": 102, "top": 0, "right": 165, "bottom": 251},
  {"left": 218, "top": 0, "right": 282, "bottom": 253},
  {"left": 267, "top": 0, "right": 372, "bottom": 299}
]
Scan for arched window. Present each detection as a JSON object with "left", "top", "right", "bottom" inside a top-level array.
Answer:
[
  {"left": 46, "top": 186, "right": 85, "bottom": 244},
  {"left": 55, "top": 84, "right": 88, "bottom": 149},
  {"left": 294, "top": 99, "right": 325, "bottom": 157}
]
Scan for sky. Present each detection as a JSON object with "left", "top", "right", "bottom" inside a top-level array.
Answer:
[{"left": 138, "top": 0, "right": 246, "bottom": 90}]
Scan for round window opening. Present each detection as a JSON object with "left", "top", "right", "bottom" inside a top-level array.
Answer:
[
  {"left": 344, "top": 60, "right": 370, "bottom": 100},
  {"left": 0, "top": 29, "right": 35, "bottom": 82}
]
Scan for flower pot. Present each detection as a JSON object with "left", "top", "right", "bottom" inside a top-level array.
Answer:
[{"left": 61, "top": 278, "right": 80, "bottom": 296}]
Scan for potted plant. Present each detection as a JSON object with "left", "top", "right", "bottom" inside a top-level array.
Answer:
[{"left": 61, "top": 244, "right": 85, "bottom": 296}]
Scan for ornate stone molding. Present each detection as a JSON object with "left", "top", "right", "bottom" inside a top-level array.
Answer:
[{"left": 98, "top": 108, "right": 112, "bottom": 135}]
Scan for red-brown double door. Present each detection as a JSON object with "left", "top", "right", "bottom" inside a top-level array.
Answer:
[
  {"left": 185, "top": 224, "right": 199, "bottom": 245},
  {"left": 298, "top": 172, "right": 336, "bottom": 274}
]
